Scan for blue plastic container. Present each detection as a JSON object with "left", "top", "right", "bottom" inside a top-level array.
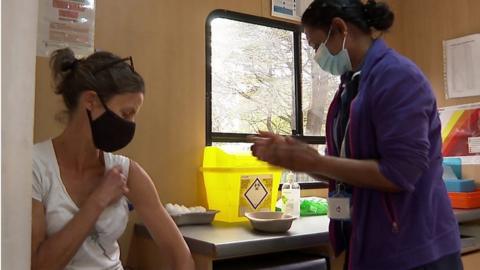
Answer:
[{"left": 444, "top": 179, "right": 476, "bottom": 193}]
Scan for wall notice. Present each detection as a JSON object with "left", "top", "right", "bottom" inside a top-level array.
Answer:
[
  {"left": 443, "top": 34, "right": 480, "bottom": 99},
  {"left": 271, "top": 0, "right": 313, "bottom": 21},
  {"left": 37, "top": 0, "right": 95, "bottom": 58},
  {"left": 440, "top": 103, "right": 480, "bottom": 164}
]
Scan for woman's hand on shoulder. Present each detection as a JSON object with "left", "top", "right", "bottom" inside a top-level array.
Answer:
[{"left": 89, "top": 166, "right": 129, "bottom": 209}]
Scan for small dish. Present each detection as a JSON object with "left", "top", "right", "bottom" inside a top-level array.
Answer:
[
  {"left": 170, "top": 210, "right": 219, "bottom": 226},
  {"left": 244, "top": 211, "right": 296, "bottom": 233}
]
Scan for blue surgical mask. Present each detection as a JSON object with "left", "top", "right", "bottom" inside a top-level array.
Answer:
[{"left": 314, "top": 27, "right": 352, "bottom": 76}]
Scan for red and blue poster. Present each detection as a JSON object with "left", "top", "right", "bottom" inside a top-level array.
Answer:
[{"left": 440, "top": 103, "right": 480, "bottom": 163}]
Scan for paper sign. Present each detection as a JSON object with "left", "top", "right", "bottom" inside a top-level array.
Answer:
[
  {"left": 443, "top": 34, "right": 480, "bottom": 98},
  {"left": 37, "top": 0, "right": 95, "bottom": 58},
  {"left": 271, "top": 0, "right": 314, "bottom": 21}
]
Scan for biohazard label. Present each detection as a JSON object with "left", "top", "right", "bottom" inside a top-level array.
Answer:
[
  {"left": 245, "top": 178, "right": 268, "bottom": 209},
  {"left": 238, "top": 175, "right": 273, "bottom": 217}
]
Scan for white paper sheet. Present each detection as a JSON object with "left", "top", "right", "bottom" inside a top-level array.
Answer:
[
  {"left": 271, "top": 0, "right": 314, "bottom": 21},
  {"left": 37, "top": 0, "right": 95, "bottom": 58},
  {"left": 443, "top": 34, "right": 480, "bottom": 99},
  {"left": 468, "top": 137, "right": 480, "bottom": 154}
]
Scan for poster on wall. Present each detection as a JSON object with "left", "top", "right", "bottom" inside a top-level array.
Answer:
[
  {"left": 439, "top": 103, "right": 480, "bottom": 164},
  {"left": 271, "top": 0, "right": 314, "bottom": 21},
  {"left": 37, "top": 0, "right": 95, "bottom": 58},
  {"left": 443, "top": 34, "right": 480, "bottom": 99}
]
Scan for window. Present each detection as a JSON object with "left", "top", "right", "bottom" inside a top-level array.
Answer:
[
  {"left": 206, "top": 11, "right": 339, "bottom": 187},
  {"left": 301, "top": 35, "right": 339, "bottom": 137}
]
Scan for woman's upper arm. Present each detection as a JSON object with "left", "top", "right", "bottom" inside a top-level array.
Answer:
[
  {"left": 126, "top": 161, "right": 161, "bottom": 211},
  {"left": 125, "top": 161, "right": 174, "bottom": 227},
  {"left": 31, "top": 200, "right": 46, "bottom": 257},
  {"left": 126, "top": 161, "right": 194, "bottom": 269}
]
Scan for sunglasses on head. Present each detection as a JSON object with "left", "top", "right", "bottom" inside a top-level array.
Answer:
[{"left": 92, "top": 56, "right": 135, "bottom": 74}]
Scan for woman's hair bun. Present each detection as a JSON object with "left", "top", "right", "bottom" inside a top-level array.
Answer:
[
  {"left": 49, "top": 48, "right": 80, "bottom": 95},
  {"left": 363, "top": 0, "right": 394, "bottom": 31}
]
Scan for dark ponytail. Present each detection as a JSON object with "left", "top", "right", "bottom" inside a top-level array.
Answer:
[
  {"left": 50, "top": 48, "right": 145, "bottom": 117},
  {"left": 301, "top": 0, "right": 394, "bottom": 33}
]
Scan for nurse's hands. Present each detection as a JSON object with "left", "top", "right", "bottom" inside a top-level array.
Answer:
[
  {"left": 91, "top": 166, "right": 129, "bottom": 208},
  {"left": 248, "top": 131, "right": 321, "bottom": 172}
]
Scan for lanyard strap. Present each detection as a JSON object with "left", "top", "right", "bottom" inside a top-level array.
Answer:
[
  {"left": 340, "top": 120, "right": 350, "bottom": 159},
  {"left": 334, "top": 71, "right": 360, "bottom": 194}
]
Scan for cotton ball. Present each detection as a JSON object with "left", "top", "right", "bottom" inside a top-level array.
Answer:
[
  {"left": 168, "top": 204, "right": 183, "bottom": 216},
  {"left": 180, "top": 205, "right": 190, "bottom": 214},
  {"left": 191, "top": 206, "right": 205, "bottom": 213},
  {"left": 165, "top": 203, "right": 175, "bottom": 215}
]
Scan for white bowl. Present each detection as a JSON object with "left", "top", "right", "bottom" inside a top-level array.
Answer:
[{"left": 244, "top": 211, "right": 296, "bottom": 233}]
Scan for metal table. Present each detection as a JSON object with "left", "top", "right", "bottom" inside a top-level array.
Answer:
[
  {"left": 135, "top": 209, "right": 480, "bottom": 269},
  {"left": 135, "top": 216, "right": 330, "bottom": 269}
]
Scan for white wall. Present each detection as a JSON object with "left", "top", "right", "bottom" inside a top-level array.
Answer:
[{"left": 1, "top": 0, "right": 39, "bottom": 269}]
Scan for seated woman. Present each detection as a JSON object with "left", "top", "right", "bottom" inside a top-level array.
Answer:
[{"left": 31, "top": 48, "right": 194, "bottom": 270}]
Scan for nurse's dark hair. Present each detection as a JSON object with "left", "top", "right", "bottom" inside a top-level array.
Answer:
[
  {"left": 301, "top": 0, "right": 394, "bottom": 33},
  {"left": 50, "top": 48, "right": 145, "bottom": 115}
]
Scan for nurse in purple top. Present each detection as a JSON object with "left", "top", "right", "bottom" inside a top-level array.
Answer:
[{"left": 249, "top": 1, "right": 463, "bottom": 269}]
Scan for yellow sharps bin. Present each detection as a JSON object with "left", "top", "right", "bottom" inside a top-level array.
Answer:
[{"left": 201, "top": 146, "right": 283, "bottom": 222}]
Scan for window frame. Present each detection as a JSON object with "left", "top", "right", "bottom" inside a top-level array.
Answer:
[{"left": 205, "top": 10, "right": 328, "bottom": 189}]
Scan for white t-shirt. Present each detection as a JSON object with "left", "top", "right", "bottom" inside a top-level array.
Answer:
[{"left": 32, "top": 140, "right": 130, "bottom": 270}]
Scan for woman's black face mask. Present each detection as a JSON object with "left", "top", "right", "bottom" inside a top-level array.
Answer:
[{"left": 87, "top": 98, "right": 135, "bottom": 152}]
